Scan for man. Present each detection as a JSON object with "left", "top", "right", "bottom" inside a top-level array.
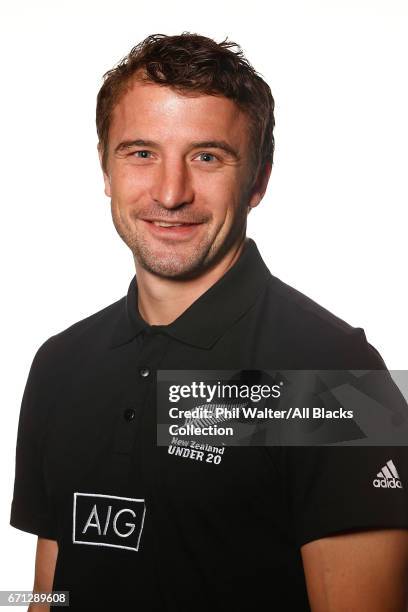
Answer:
[{"left": 10, "top": 33, "right": 408, "bottom": 611}]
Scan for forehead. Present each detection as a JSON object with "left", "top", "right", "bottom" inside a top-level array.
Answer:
[{"left": 109, "top": 79, "right": 250, "bottom": 146}]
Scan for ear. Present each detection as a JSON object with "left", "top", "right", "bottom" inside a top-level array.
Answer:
[
  {"left": 247, "top": 161, "right": 272, "bottom": 211},
  {"left": 97, "top": 143, "right": 112, "bottom": 198}
]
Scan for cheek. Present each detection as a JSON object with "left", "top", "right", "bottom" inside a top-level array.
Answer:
[
  {"left": 110, "top": 167, "right": 147, "bottom": 202},
  {"left": 195, "top": 172, "right": 239, "bottom": 209}
]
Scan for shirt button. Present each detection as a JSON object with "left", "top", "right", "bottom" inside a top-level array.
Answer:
[
  {"left": 123, "top": 408, "right": 136, "bottom": 421},
  {"left": 139, "top": 367, "right": 150, "bottom": 378}
]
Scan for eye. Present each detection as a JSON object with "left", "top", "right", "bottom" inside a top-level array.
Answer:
[
  {"left": 132, "top": 150, "right": 152, "bottom": 159},
  {"left": 196, "top": 152, "right": 217, "bottom": 163}
]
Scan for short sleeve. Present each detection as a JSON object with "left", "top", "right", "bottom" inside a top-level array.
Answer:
[
  {"left": 10, "top": 337, "right": 58, "bottom": 539},
  {"left": 282, "top": 328, "right": 408, "bottom": 547},
  {"left": 284, "top": 445, "right": 408, "bottom": 547}
]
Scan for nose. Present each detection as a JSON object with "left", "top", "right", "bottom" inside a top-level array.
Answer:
[{"left": 150, "top": 157, "right": 194, "bottom": 209}]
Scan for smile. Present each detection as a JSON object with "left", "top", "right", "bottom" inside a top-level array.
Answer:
[
  {"left": 142, "top": 219, "right": 202, "bottom": 238},
  {"left": 151, "top": 222, "right": 191, "bottom": 227}
]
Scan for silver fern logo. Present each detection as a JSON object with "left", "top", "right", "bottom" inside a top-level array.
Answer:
[{"left": 182, "top": 402, "right": 246, "bottom": 429}]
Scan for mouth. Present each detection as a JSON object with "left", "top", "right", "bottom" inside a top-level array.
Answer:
[
  {"left": 150, "top": 221, "right": 195, "bottom": 228},
  {"left": 141, "top": 219, "right": 203, "bottom": 238}
]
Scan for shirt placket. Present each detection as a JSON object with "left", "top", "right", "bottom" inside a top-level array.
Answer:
[{"left": 112, "top": 331, "right": 171, "bottom": 458}]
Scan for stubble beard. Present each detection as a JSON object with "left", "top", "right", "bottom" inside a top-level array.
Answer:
[
  {"left": 132, "top": 229, "right": 216, "bottom": 280},
  {"left": 111, "top": 199, "right": 249, "bottom": 281}
]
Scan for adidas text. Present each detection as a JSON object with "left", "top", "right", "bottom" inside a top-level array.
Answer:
[{"left": 373, "top": 478, "right": 402, "bottom": 489}]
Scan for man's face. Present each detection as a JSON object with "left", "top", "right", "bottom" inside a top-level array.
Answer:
[{"left": 100, "top": 78, "right": 269, "bottom": 279}]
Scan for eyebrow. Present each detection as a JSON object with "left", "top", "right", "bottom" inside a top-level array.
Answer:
[{"left": 114, "top": 139, "right": 240, "bottom": 160}]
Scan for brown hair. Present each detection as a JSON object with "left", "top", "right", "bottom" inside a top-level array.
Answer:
[{"left": 96, "top": 32, "right": 275, "bottom": 183}]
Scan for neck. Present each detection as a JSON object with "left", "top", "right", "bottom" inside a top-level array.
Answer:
[{"left": 135, "top": 238, "right": 247, "bottom": 326}]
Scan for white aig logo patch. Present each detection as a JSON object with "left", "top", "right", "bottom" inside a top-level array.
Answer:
[{"left": 73, "top": 493, "right": 146, "bottom": 551}]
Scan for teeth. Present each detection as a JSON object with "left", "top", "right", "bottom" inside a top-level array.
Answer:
[{"left": 153, "top": 222, "right": 185, "bottom": 227}]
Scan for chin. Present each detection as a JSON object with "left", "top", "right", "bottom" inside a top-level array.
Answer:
[
  {"left": 133, "top": 238, "right": 215, "bottom": 279},
  {"left": 142, "top": 259, "right": 207, "bottom": 280}
]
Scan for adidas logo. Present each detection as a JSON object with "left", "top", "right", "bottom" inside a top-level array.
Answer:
[{"left": 373, "top": 460, "right": 402, "bottom": 489}]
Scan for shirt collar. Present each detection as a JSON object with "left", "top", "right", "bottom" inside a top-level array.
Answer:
[{"left": 109, "top": 238, "right": 271, "bottom": 350}]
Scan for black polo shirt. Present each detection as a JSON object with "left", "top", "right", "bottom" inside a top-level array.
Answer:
[{"left": 10, "top": 238, "right": 408, "bottom": 611}]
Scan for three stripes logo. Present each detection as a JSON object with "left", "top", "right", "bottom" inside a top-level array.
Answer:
[{"left": 373, "top": 460, "right": 403, "bottom": 489}]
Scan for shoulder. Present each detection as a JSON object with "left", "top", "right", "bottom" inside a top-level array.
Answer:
[
  {"left": 31, "top": 294, "right": 126, "bottom": 374},
  {"left": 259, "top": 273, "right": 385, "bottom": 369},
  {"left": 266, "top": 274, "right": 359, "bottom": 337}
]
